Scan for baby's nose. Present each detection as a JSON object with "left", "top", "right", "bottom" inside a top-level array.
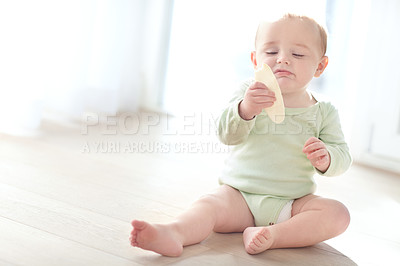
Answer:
[{"left": 276, "top": 53, "right": 290, "bottom": 65}]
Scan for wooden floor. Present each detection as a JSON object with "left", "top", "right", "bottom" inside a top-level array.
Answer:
[{"left": 1, "top": 114, "right": 399, "bottom": 266}]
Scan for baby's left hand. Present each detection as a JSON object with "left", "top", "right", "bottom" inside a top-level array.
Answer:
[{"left": 303, "top": 137, "right": 331, "bottom": 173}]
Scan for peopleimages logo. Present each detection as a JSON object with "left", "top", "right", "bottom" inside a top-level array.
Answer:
[
  {"left": 81, "top": 112, "right": 318, "bottom": 136},
  {"left": 81, "top": 112, "right": 219, "bottom": 136},
  {"left": 80, "top": 112, "right": 230, "bottom": 154}
]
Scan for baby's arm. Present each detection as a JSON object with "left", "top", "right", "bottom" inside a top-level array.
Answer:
[{"left": 306, "top": 103, "right": 352, "bottom": 176}]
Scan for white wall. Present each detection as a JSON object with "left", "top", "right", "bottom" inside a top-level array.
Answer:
[{"left": 0, "top": 0, "right": 173, "bottom": 135}]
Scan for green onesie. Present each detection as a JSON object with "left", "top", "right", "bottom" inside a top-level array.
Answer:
[{"left": 217, "top": 79, "right": 352, "bottom": 226}]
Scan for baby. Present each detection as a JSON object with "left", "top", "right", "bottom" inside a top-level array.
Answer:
[{"left": 130, "top": 14, "right": 352, "bottom": 257}]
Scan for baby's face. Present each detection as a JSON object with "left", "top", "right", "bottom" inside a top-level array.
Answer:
[{"left": 253, "top": 18, "right": 327, "bottom": 94}]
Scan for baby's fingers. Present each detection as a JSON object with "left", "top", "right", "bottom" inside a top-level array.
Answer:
[
  {"left": 303, "top": 137, "right": 320, "bottom": 147},
  {"left": 248, "top": 89, "right": 276, "bottom": 99},
  {"left": 303, "top": 141, "right": 325, "bottom": 154},
  {"left": 249, "top": 81, "right": 268, "bottom": 90},
  {"left": 306, "top": 149, "right": 328, "bottom": 160},
  {"left": 314, "top": 155, "right": 330, "bottom": 166},
  {"left": 249, "top": 82, "right": 276, "bottom": 95}
]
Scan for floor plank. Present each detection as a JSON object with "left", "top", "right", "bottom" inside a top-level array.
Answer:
[{"left": 0, "top": 217, "right": 136, "bottom": 266}]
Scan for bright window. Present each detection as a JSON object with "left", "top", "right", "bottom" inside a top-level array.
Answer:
[{"left": 163, "top": 0, "right": 327, "bottom": 115}]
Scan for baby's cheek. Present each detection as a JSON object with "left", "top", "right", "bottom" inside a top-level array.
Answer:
[{"left": 256, "top": 56, "right": 274, "bottom": 67}]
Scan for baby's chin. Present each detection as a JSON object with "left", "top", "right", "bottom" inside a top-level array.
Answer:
[
  {"left": 277, "top": 83, "right": 303, "bottom": 95},
  {"left": 276, "top": 78, "right": 293, "bottom": 89}
]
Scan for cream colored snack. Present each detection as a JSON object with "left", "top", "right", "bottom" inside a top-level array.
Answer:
[{"left": 254, "top": 63, "right": 285, "bottom": 123}]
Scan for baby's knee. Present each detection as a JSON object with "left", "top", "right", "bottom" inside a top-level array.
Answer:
[
  {"left": 197, "top": 193, "right": 219, "bottom": 204},
  {"left": 329, "top": 201, "right": 350, "bottom": 234},
  {"left": 196, "top": 185, "right": 234, "bottom": 209},
  {"left": 195, "top": 194, "right": 224, "bottom": 212}
]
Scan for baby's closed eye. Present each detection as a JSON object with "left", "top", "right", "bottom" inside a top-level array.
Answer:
[{"left": 292, "top": 53, "right": 304, "bottom": 58}]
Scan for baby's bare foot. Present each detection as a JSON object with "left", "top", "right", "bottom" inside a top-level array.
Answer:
[
  {"left": 243, "top": 226, "right": 274, "bottom": 254},
  {"left": 130, "top": 220, "right": 183, "bottom": 257}
]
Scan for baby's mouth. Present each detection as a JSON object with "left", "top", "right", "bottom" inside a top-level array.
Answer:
[{"left": 274, "top": 69, "right": 293, "bottom": 77}]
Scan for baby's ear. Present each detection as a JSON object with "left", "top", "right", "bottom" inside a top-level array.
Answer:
[
  {"left": 251, "top": 51, "right": 258, "bottom": 69},
  {"left": 314, "top": 56, "right": 328, "bottom": 77}
]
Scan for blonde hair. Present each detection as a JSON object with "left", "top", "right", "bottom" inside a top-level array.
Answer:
[{"left": 255, "top": 13, "right": 328, "bottom": 56}]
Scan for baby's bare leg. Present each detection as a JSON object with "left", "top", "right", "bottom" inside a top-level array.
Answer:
[
  {"left": 243, "top": 194, "right": 350, "bottom": 254},
  {"left": 130, "top": 185, "right": 254, "bottom": 256}
]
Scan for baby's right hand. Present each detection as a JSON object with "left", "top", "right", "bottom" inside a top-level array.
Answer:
[{"left": 239, "top": 81, "right": 276, "bottom": 120}]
